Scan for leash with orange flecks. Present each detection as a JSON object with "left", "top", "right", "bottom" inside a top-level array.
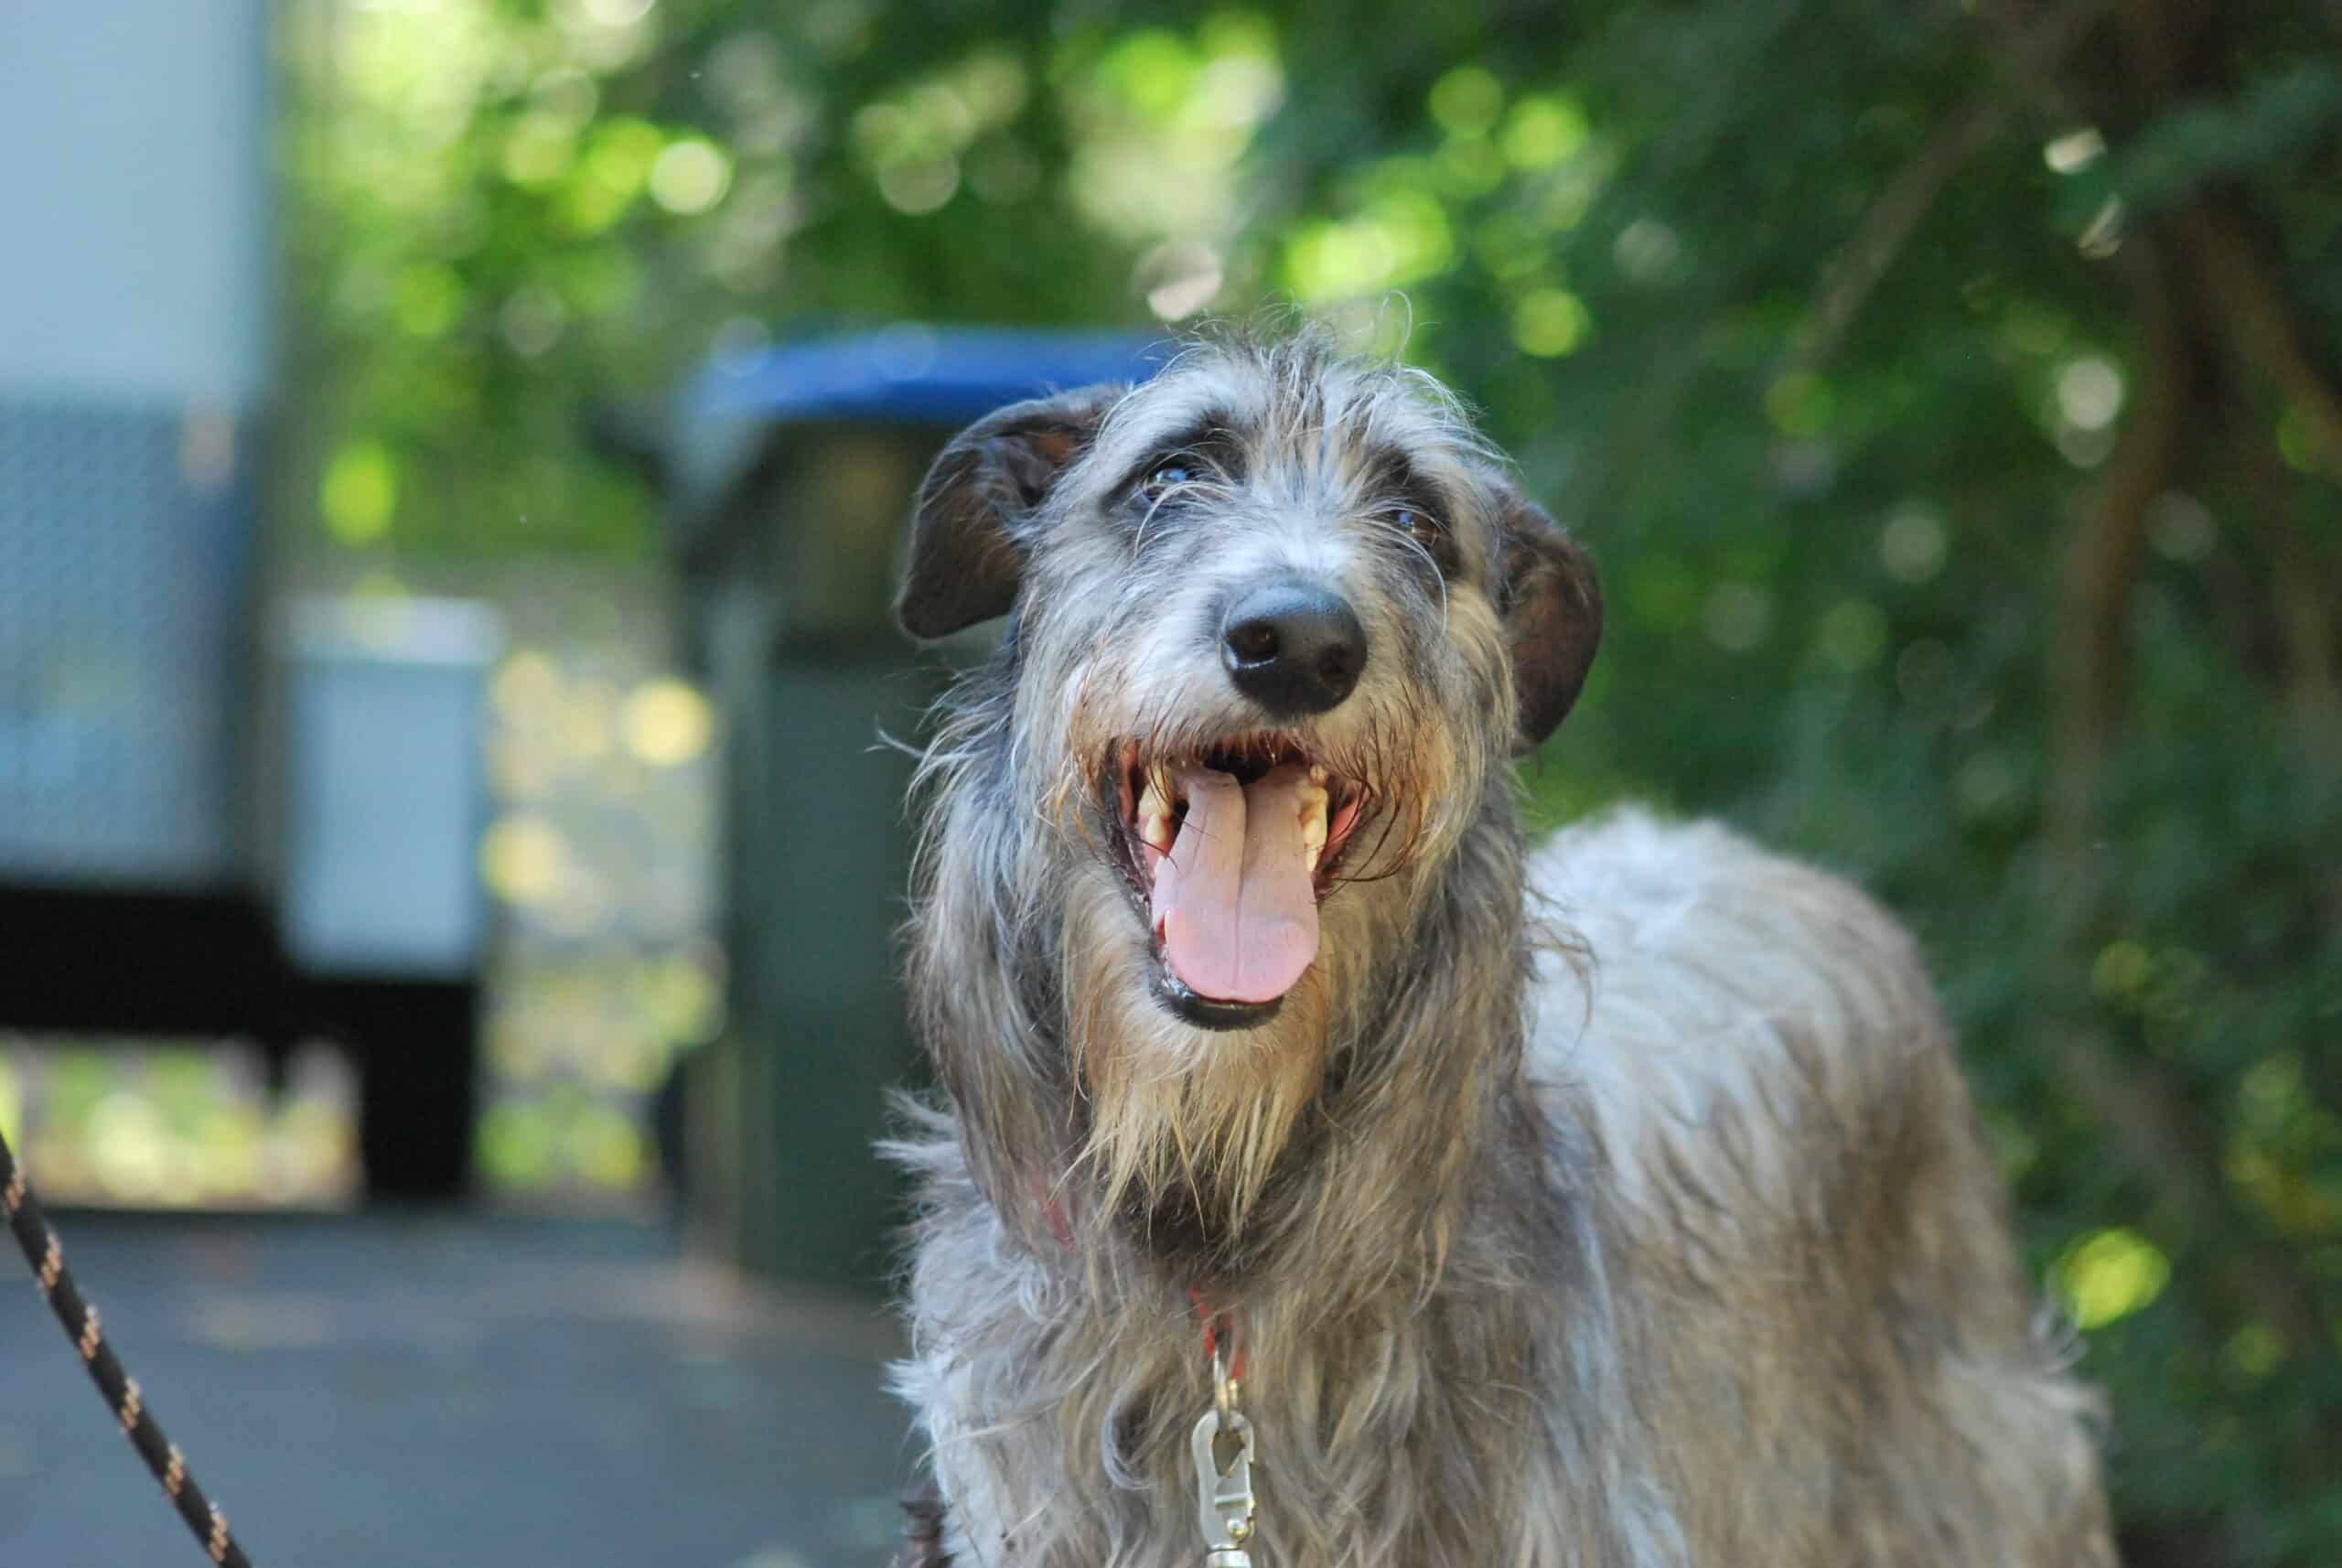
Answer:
[{"left": 0, "top": 1122, "right": 255, "bottom": 1567}]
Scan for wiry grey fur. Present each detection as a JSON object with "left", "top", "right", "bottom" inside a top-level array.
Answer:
[{"left": 886, "top": 330, "right": 2113, "bottom": 1568}]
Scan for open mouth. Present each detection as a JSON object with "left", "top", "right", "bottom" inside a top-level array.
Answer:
[{"left": 1106, "top": 735, "right": 1368, "bottom": 1030}]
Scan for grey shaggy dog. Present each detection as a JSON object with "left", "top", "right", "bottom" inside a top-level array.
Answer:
[{"left": 886, "top": 330, "right": 2114, "bottom": 1568}]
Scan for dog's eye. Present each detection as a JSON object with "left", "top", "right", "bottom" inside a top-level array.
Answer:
[
  {"left": 1396, "top": 508, "right": 1445, "bottom": 547},
  {"left": 1391, "top": 505, "right": 1459, "bottom": 576},
  {"left": 1141, "top": 461, "right": 1195, "bottom": 499}
]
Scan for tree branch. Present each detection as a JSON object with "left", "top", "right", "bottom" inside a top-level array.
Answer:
[
  {"left": 2170, "top": 202, "right": 2342, "bottom": 477},
  {"left": 2044, "top": 237, "right": 2187, "bottom": 860},
  {"left": 1784, "top": 0, "right": 2122, "bottom": 376},
  {"left": 2233, "top": 397, "right": 2342, "bottom": 753},
  {"left": 2035, "top": 210, "right": 2336, "bottom": 1360}
]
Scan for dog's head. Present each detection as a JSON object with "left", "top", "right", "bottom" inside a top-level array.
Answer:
[{"left": 900, "top": 333, "right": 1599, "bottom": 1240}]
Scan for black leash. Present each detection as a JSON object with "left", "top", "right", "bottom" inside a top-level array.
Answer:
[{"left": 0, "top": 1122, "right": 255, "bottom": 1567}]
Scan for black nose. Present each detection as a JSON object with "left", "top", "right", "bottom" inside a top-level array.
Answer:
[{"left": 1220, "top": 580, "right": 1369, "bottom": 717}]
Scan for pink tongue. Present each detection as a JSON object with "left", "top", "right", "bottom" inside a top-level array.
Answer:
[{"left": 1151, "top": 762, "right": 1320, "bottom": 1005}]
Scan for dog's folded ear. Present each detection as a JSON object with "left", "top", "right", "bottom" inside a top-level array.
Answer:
[
  {"left": 897, "top": 383, "right": 1124, "bottom": 640},
  {"left": 1488, "top": 475, "right": 1603, "bottom": 757}
]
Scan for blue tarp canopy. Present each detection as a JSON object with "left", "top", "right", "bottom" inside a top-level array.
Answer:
[
  {"left": 667, "top": 326, "right": 1170, "bottom": 523},
  {"left": 685, "top": 325, "right": 1168, "bottom": 425}
]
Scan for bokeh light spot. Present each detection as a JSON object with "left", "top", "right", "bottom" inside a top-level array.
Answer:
[
  {"left": 1196, "top": 55, "right": 1283, "bottom": 129},
  {"left": 501, "top": 113, "right": 577, "bottom": 187},
  {"left": 2057, "top": 356, "right": 2124, "bottom": 430},
  {"left": 1501, "top": 94, "right": 1588, "bottom": 169},
  {"left": 1896, "top": 638, "right": 1958, "bottom": 707},
  {"left": 1101, "top": 30, "right": 1201, "bottom": 121},
  {"left": 1701, "top": 583, "right": 1773, "bottom": 652},
  {"left": 2275, "top": 405, "right": 2317, "bottom": 471},
  {"left": 2224, "top": 1322, "right": 2285, "bottom": 1382},
  {"left": 321, "top": 441, "right": 398, "bottom": 544},
  {"left": 1765, "top": 372, "right": 1835, "bottom": 436},
  {"left": 89, "top": 1092, "right": 169, "bottom": 1203},
  {"left": 579, "top": 0, "right": 656, "bottom": 25},
  {"left": 1614, "top": 217, "right": 1683, "bottom": 284},
  {"left": 622, "top": 679, "right": 715, "bottom": 766},
  {"left": 878, "top": 156, "right": 960, "bottom": 214},
  {"left": 1878, "top": 506, "right": 1949, "bottom": 584},
  {"left": 2091, "top": 939, "right": 2154, "bottom": 1002},
  {"left": 482, "top": 814, "right": 569, "bottom": 907},
  {"left": 493, "top": 650, "right": 563, "bottom": 719},
  {"left": 576, "top": 1104, "right": 646, "bottom": 1187},
  {"left": 1428, "top": 66, "right": 1503, "bottom": 137},
  {"left": 1511, "top": 287, "right": 1590, "bottom": 358},
  {"left": 1953, "top": 753, "right": 2021, "bottom": 820},
  {"left": 1816, "top": 598, "right": 1888, "bottom": 672},
  {"left": 1137, "top": 241, "right": 1224, "bottom": 320},
  {"left": 500, "top": 285, "right": 568, "bottom": 357},
  {"left": 2057, "top": 1228, "right": 2171, "bottom": 1330},
  {"left": 392, "top": 263, "right": 464, "bottom": 338},
  {"left": 2146, "top": 491, "right": 2217, "bottom": 561},
  {"left": 2043, "top": 126, "right": 2106, "bottom": 174},
  {"left": 650, "top": 138, "right": 733, "bottom": 214},
  {"left": 479, "top": 1100, "right": 556, "bottom": 1188}
]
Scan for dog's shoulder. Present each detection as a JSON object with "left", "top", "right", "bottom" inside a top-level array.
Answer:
[
  {"left": 1520, "top": 805, "right": 1955, "bottom": 1208},
  {"left": 1523, "top": 804, "right": 1933, "bottom": 1003}
]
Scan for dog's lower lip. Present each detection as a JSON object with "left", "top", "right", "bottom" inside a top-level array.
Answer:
[{"left": 1152, "top": 969, "right": 1284, "bottom": 1031}]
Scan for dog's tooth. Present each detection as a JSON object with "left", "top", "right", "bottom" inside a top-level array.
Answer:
[
  {"left": 1309, "top": 763, "right": 1329, "bottom": 786},
  {"left": 1304, "top": 790, "right": 1327, "bottom": 871},
  {"left": 1136, "top": 773, "right": 1175, "bottom": 851}
]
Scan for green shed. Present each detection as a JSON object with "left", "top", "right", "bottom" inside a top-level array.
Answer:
[{"left": 661, "top": 327, "right": 1164, "bottom": 1296}]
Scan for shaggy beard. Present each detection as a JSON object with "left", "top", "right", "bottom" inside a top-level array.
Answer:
[{"left": 1055, "top": 851, "right": 1435, "bottom": 1258}]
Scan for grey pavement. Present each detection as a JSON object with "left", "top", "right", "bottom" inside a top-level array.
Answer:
[{"left": 0, "top": 1213, "right": 916, "bottom": 1568}]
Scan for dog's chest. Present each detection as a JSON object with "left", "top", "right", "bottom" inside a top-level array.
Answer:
[
  {"left": 916, "top": 1305, "right": 1607, "bottom": 1568},
  {"left": 939, "top": 1406, "right": 1507, "bottom": 1568}
]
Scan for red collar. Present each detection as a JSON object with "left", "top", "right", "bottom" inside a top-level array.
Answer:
[
  {"left": 1190, "top": 1285, "right": 1246, "bottom": 1382},
  {"left": 1030, "top": 1177, "right": 1243, "bottom": 1380}
]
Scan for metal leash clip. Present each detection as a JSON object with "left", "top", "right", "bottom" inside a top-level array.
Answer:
[{"left": 1192, "top": 1337, "right": 1257, "bottom": 1567}]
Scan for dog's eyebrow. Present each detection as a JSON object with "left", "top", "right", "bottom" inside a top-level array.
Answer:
[
  {"left": 1364, "top": 446, "right": 1457, "bottom": 520},
  {"left": 1109, "top": 411, "right": 1246, "bottom": 494}
]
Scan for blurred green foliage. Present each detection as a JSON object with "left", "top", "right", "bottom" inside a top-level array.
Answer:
[{"left": 281, "top": 0, "right": 2342, "bottom": 1559}]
